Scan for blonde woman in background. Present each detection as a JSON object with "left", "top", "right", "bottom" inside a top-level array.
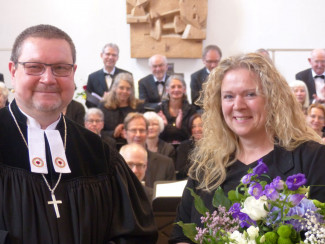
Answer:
[
  {"left": 289, "top": 80, "right": 310, "bottom": 114},
  {"left": 306, "top": 103, "right": 325, "bottom": 142},
  {"left": 0, "top": 82, "right": 9, "bottom": 108},
  {"left": 99, "top": 72, "right": 144, "bottom": 149}
]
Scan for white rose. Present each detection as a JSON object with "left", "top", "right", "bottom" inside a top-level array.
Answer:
[
  {"left": 241, "top": 196, "right": 268, "bottom": 221},
  {"left": 229, "top": 231, "right": 247, "bottom": 244},
  {"left": 247, "top": 226, "right": 259, "bottom": 240}
]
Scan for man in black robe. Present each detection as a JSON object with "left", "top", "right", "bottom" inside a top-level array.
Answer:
[{"left": 0, "top": 24, "right": 157, "bottom": 244}]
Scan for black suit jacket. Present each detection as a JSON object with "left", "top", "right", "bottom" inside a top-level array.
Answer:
[
  {"left": 190, "top": 68, "right": 209, "bottom": 108},
  {"left": 138, "top": 74, "right": 169, "bottom": 110},
  {"left": 86, "top": 67, "right": 131, "bottom": 108},
  {"left": 295, "top": 68, "right": 316, "bottom": 103},
  {"left": 65, "top": 100, "right": 85, "bottom": 126},
  {"left": 144, "top": 150, "right": 175, "bottom": 188}
]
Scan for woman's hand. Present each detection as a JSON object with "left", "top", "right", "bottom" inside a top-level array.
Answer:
[
  {"left": 113, "top": 124, "right": 124, "bottom": 138},
  {"left": 158, "top": 110, "right": 168, "bottom": 125},
  {"left": 175, "top": 109, "right": 183, "bottom": 128}
]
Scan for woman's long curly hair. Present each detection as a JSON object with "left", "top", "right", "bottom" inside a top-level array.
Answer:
[{"left": 189, "top": 53, "right": 321, "bottom": 192}]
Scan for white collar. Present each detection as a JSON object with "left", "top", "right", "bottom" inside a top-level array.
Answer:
[
  {"left": 18, "top": 108, "right": 71, "bottom": 174},
  {"left": 103, "top": 67, "right": 116, "bottom": 75}
]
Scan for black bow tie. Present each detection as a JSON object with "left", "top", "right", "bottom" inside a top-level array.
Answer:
[
  {"left": 314, "top": 75, "right": 325, "bottom": 79},
  {"left": 105, "top": 73, "right": 113, "bottom": 78},
  {"left": 156, "top": 81, "right": 164, "bottom": 85}
]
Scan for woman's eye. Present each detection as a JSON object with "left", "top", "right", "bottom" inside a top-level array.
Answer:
[
  {"left": 247, "top": 92, "right": 256, "bottom": 97},
  {"left": 223, "top": 94, "right": 233, "bottom": 99}
]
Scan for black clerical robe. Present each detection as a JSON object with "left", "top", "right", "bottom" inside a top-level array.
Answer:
[{"left": 0, "top": 100, "right": 157, "bottom": 244}]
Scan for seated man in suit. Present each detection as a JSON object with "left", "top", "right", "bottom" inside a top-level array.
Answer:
[
  {"left": 123, "top": 112, "right": 175, "bottom": 188},
  {"left": 84, "top": 108, "right": 116, "bottom": 148},
  {"left": 190, "top": 45, "right": 222, "bottom": 110},
  {"left": 86, "top": 43, "right": 131, "bottom": 107},
  {"left": 119, "top": 143, "right": 153, "bottom": 200},
  {"left": 138, "top": 54, "right": 169, "bottom": 110},
  {"left": 296, "top": 48, "right": 325, "bottom": 104}
]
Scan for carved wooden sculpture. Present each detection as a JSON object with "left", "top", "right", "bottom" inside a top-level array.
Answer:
[{"left": 126, "top": 0, "right": 208, "bottom": 58}]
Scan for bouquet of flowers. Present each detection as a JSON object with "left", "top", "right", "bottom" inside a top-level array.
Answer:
[{"left": 177, "top": 160, "right": 325, "bottom": 243}]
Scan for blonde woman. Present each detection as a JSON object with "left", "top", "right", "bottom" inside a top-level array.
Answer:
[
  {"left": 306, "top": 103, "right": 325, "bottom": 142},
  {"left": 289, "top": 80, "right": 310, "bottom": 114},
  {"left": 170, "top": 53, "right": 325, "bottom": 244},
  {"left": 99, "top": 73, "right": 144, "bottom": 147}
]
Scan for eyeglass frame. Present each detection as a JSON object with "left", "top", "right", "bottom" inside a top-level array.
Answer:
[
  {"left": 126, "top": 162, "right": 147, "bottom": 169},
  {"left": 85, "top": 119, "right": 104, "bottom": 124},
  {"left": 126, "top": 128, "right": 147, "bottom": 134},
  {"left": 17, "top": 62, "right": 75, "bottom": 77}
]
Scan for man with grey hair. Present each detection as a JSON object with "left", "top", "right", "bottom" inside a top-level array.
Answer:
[
  {"left": 84, "top": 108, "right": 116, "bottom": 148},
  {"left": 296, "top": 48, "right": 325, "bottom": 104},
  {"left": 190, "top": 45, "right": 222, "bottom": 110},
  {"left": 138, "top": 54, "right": 169, "bottom": 110},
  {"left": 86, "top": 43, "right": 132, "bottom": 107}
]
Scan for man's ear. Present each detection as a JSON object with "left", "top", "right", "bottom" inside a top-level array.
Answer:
[
  {"left": 308, "top": 58, "right": 312, "bottom": 65},
  {"left": 9, "top": 61, "right": 17, "bottom": 87}
]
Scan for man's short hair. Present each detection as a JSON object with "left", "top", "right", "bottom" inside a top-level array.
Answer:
[
  {"left": 10, "top": 24, "right": 76, "bottom": 64},
  {"left": 84, "top": 108, "right": 104, "bottom": 122},
  {"left": 202, "top": 45, "right": 222, "bottom": 59},
  {"left": 102, "top": 43, "right": 119, "bottom": 56},
  {"left": 148, "top": 54, "right": 167, "bottom": 67},
  {"left": 119, "top": 143, "right": 148, "bottom": 161},
  {"left": 123, "top": 112, "right": 149, "bottom": 131}
]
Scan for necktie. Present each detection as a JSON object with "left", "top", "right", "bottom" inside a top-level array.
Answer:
[
  {"left": 105, "top": 73, "right": 113, "bottom": 89},
  {"left": 314, "top": 75, "right": 325, "bottom": 79},
  {"left": 156, "top": 81, "right": 164, "bottom": 96}
]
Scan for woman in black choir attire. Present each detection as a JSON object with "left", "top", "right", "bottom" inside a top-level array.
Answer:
[
  {"left": 144, "top": 111, "right": 176, "bottom": 161},
  {"left": 99, "top": 72, "right": 144, "bottom": 149},
  {"left": 175, "top": 113, "right": 202, "bottom": 180},
  {"left": 155, "top": 75, "right": 196, "bottom": 144},
  {"left": 169, "top": 53, "right": 325, "bottom": 244}
]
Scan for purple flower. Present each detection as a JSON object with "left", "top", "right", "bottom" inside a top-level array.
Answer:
[
  {"left": 248, "top": 182, "right": 263, "bottom": 199},
  {"left": 271, "top": 176, "right": 284, "bottom": 190},
  {"left": 229, "top": 203, "right": 255, "bottom": 228},
  {"left": 286, "top": 174, "right": 307, "bottom": 191},
  {"left": 241, "top": 173, "right": 255, "bottom": 184},
  {"left": 264, "top": 184, "right": 279, "bottom": 201},
  {"left": 289, "top": 194, "right": 305, "bottom": 206},
  {"left": 287, "top": 198, "right": 321, "bottom": 231},
  {"left": 253, "top": 159, "right": 268, "bottom": 176}
]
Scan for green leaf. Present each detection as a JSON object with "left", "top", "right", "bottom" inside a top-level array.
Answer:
[
  {"left": 282, "top": 214, "right": 303, "bottom": 221},
  {"left": 187, "top": 188, "right": 209, "bottom": 215},
  {"left": 212, "top": 187, "right": 232, "bottom": 209},
  {"left": 228, "top": 190, "right": 244, "bottom": 203},
  {"left": 176, "top": 221, "right": 198, "bottom": 243}
]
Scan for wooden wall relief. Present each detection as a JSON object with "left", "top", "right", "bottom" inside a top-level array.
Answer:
[{"left": 126, "top": 0, "right": 208, "bottom": 58}]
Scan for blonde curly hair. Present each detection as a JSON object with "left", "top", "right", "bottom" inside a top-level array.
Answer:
[{"left": 189, "top": 53, "right": 321, "bottom": 192}]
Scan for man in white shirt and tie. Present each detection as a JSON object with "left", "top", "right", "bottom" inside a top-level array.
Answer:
[
  {"left": 296, "top": 48, "right": 325, "bottom": 104},
  {"left": 138, "top": 54, "right": 169, "bottom": 110},
  {"left": 85, "top": 43, "right": 132, "bottom": 107}
]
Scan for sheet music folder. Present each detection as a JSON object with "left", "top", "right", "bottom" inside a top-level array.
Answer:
[{"left": 152, "top": 180, "right": 187, "bottom": 244}]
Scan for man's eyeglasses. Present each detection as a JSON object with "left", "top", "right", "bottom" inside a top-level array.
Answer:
[
  {"left": 127, "top": 163, "right": 146, "bottom": 169},
  {"left": 127, "top": 129, "right": 147, "bottom": 134},
  {"left": 17, "top": 62, "right": 74, "bottom": 77},
  {"left": 86, "top": 119, "right": 103, "bottom": 124}
]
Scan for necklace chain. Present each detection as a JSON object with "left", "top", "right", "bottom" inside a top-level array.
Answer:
[{"left": 8, "top": 103, "right": 67, "bottom": 193}]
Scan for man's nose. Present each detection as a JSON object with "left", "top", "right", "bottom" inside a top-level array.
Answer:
[{"left": 40, "top": 67, "right": 56, "bottom": 83}]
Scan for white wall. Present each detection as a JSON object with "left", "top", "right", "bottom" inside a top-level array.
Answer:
[{"left": 1, "top": 0, "right": 324, "bottom": 103}]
